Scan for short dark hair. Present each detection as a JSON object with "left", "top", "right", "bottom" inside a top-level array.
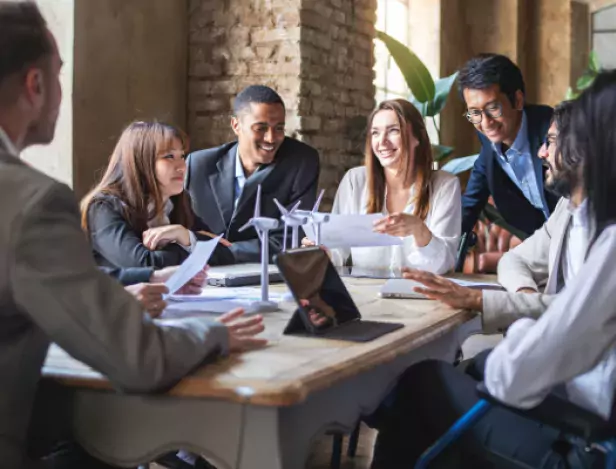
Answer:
[
  {"left": 0, "top": 1, "right": 51, "bottom": 86},
  {"left": 458, "top": 53, "right": 525, "bottom": 107},
  {"left": 233, "top": 85, "right": 285, "bottom": 115},
  {"left": 571, "top": 70, "right": 616, "bottom": 240}
]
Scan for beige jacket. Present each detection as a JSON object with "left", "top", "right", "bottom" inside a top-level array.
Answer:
[
  {"left": 481, "top": 198, "right": 571, "bottom": 332},
  {"left": 0, "top": 145, "right": 230, "bottom": 468}
]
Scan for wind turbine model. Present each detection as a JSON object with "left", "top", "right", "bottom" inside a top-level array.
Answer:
[
  {"left": 296, "top": 189, "right": 330, "bottom": 245},
  {"left": 238, "top": 184, "right": 279, "bottom": 312},
  {"left": 273, "top": 199, "right": 308, "bottom": 251}
]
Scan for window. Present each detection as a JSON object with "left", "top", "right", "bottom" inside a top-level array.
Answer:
[
  {"left": 374, "top": 0, "right": 412, "bottom": 103},
  {"left": 592, "top": 4, "right": 616, "bottom": 69}
]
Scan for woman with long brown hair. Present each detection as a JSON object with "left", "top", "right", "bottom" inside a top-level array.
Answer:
[
  {"left": 81, "top": 121, "right": 199, "bottom": 269},
  {"left": 327, "top": 99, "right": 461, "bottom": 273}
]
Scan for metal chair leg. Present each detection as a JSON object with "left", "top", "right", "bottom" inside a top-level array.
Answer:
[
  {"left": 331, "top": 433, "right": 343, "bottom": 469},
  {"left": 415, "top": 400, "right": 491, "bottom": 469},
  {"left": 347, "top": 421, "right": 361, "bottom": 458}
]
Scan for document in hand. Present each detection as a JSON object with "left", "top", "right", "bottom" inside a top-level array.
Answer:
[
  {"left": 164, "top": 236, "right": 220, "bottom": 294},
  {"left": 303, "top": 214, "right": 403, "bottom": 248}
]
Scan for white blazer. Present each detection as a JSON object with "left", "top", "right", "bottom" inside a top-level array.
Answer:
[{"left": 329, "top": 167, "right": 461, "bottom": 274}]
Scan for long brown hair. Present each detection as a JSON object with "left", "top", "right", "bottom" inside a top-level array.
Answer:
[
  {"left": 81, "top": 121, "right": 193, "bottom": 235},
  {"left": 365, "top": 99, "right": 433, "bottom": 219}
]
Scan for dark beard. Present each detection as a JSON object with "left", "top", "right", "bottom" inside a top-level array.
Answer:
[{"left": 545, "top": 173, "right": 574, "bottom": 198}]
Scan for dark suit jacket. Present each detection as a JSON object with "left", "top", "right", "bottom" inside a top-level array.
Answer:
[
  {"left": 462, "top": 105, "right": 560, "bottom": 237},
  {"left": 185, "top": 137, "right": 320, "bottom": 264},
  {"left": 87, "top": 195, "right": 191, "bottom": 269},
  {"left": 99, "top": 266, "right": 153, "bottom": 286}
]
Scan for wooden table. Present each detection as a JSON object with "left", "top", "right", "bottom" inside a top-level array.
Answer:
[{"left": 43, "top": 277, "right": 483, "bottom": 469}]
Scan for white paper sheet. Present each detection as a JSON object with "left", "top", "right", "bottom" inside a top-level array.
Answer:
[
  {"left": 169, "top": 287, "right": 290, "bottom": 302},
  {"left": 164, "top": 237, "right": 220, "bottom": 294},
  {"left": 303, "top": 214, "right": 403, "bottom": 248}
]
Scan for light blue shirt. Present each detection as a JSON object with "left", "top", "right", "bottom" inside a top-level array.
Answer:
[
  {"left": 234, "top": 147, "right": 247, "bottom": 208},
  {"left": 492, "top": 112, "right": 548, "bottom": 218}
]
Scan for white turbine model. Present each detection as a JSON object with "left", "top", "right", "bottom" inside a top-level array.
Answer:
[
  {"left": 238, "top": 184, "right": 279, "bottom": 312},
  {"left": 274, "top": 199, "right": 308, "bottom": 251},
  {"left": 296, "top": 189, "right": 330, "bottom": 245}
]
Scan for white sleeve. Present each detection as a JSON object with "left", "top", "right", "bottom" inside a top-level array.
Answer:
[
  {"left": 485, "top": 227, "right": 616, "bottom": 414},
  {"left": 403, "top": 176, "right": 461, "bottom": 274},
  {"left": 328, "top": 171, "right": 353, "bottom": 266}
]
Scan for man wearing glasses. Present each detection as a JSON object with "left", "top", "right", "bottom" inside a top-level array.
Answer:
[{"left": 459, "top": 53, "right": 559, "bottom": 238}]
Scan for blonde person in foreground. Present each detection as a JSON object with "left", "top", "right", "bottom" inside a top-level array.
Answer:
[{"left": 304, "top": 99, "right": 461, "bottom": 274}]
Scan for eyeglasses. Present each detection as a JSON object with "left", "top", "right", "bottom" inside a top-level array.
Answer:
[{"left": 464, "top": 102, "right": 504, "bottom": 124}]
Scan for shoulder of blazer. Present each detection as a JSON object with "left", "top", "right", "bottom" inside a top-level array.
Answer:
[
  {"left": 187, "top": 142, "right": 237, "bottom": 171},
  {"left": 276, "top": 137, "right": 320, "bottom": 164}
]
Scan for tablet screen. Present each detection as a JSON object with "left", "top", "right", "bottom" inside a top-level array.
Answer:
[{"left": 275, "top": 247, "right": 361, "bottom": 332}]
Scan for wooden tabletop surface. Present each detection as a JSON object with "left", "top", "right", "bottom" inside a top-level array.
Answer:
[{"left": 43, "top": 275, "right": 489, "bottom": 406}]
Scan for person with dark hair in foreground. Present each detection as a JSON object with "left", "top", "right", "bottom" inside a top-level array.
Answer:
[
  {"left": 185, "top": 85, "right": 320, "bottom": 264},
  {"left": 459, "top": 53, "right": 559, "bottom": 237},
  {"left": 370, "top": 70, "right": 616, "bottom": 469},
  {"left": 0, "top": 3, "right": 266, "bottom": 468}
]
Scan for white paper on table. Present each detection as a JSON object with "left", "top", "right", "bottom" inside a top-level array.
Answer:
[
  {"left": 169, "top": 287, "right": 291, "bottom": 302},
  {"left": 303, "top": 213, "right": 403, "bottom": 248},
  {"left": 448, "top": 278, "right": 504, "bottom": 290},
  {"left": 161, "top": 299, "right": 258, "bottom": 317},
  {"left": 164, "top": 237, "right": 220, "bottom": 294}
]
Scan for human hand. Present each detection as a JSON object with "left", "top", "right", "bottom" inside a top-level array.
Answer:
[
  {"left": 143, "top": 225, "right": 191, "bottom": 250},
  {"left": 217, "top": 308, "right": 267, "bottom": 352},
  {"left": 124, "top": 283, "right": 169, "bottom": 318},
  {"left": 402, "top": 268, "right": 483, "bottom": 311},
  {"left": 373, "top": 213, "right": 424, "bottom": 238},
  {"left": 150, "top": 266, "right": 209, "bottom": 295},
  {"left": 301, "top": 237, "right": 316, "bottom": 247}
]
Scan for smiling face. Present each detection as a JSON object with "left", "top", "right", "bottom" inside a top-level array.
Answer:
[
  {"left": 537, "top": 120, "right": 575, "bottom": 197},
  {"left": 232, "top": 102, "right": 285, "bottom": 173},
  {"left": 463, "top": 84, "right": 523, "bottom": 147},
  {"left": 370, "top": 109, "right": 417, "bottom": 170},
  {"left": 155, "top": 137, "right": 186, "bottom": 199}
]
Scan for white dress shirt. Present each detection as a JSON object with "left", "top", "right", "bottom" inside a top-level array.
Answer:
[
  {"left": 329, "top": 167, "right": 461, "bottom": 274},
  {"left": 234, "top": 147, "right": 247, "bottom": 208},
  {"left": 0, "top": 126, "right": 18, "bottom": 157},
  {"left": 486, "top": 224, "right": 616, "bottom": 419}
]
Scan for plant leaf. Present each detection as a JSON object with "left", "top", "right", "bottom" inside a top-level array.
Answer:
[
  {"left": 424, "top": 72, "right": 458, "bottom": 117},
  {"left": 409, "top": 95, "right": 429, "bottom": 117},
  {"left": 432, "top": 145, "right": 455, "bottom": 162},
  {"left": 375, "top": 30, "right": 435, "bottom": 103},
  {"left": 441, "top": 154, "right": 478, "bottom": 174},
  {"left": 564, "top": 87, "right": 578, "bottom": 100},
  {"left": 481, "top": 203, "right": 529, "bottom": 240},
  {"left": 589, "top": 50, "right": 601, "bottom": 73},
  {"left": 576, "top": 73, "right": 595, "bottom": 91}
]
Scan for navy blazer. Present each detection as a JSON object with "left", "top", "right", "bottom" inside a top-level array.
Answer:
[
  {"left": 461, "top": 105, "right": 560, "bottom": 237},
  {"left": 185, "top": 137, "right": 320, "bottom": 264}
]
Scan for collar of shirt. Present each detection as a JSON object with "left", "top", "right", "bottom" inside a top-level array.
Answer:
[
  {"left": 235, "top": 146, "right": 246, "bottom": 185},
  {"left": 0, "top": 126, "right": 19, "bottom": 157},
  {"left": 147, "top": 199, "right": 174, "bottom": 228},
  {"left": 568, "top": 198, "right": 590, "bottom": 229},
  {"left": 492, "top": 111, "right": 530, "bottom": 160}
]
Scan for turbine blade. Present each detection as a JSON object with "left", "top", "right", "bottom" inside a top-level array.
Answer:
[
  {"left": 273, "top": 198, "right": 288, "bottom": 215},
  {"left": 255, "top": 184, "right": 262, "bottom": 218},
  {"left": 238, "top": 220, "right": 253, "bottom": 233},
  {"left": 289, "top": 200, "right": 302, "bottom": 214},
  {"left": 312, "top": 189, "right": 325, "bottom": 212}
]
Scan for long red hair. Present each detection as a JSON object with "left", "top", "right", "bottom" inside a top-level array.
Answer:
[{"left": 365, "top": 99, "right": 433, "bottom": 219}]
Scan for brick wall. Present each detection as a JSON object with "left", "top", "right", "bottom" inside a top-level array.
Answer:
[{"left": 187, "top": 0, "right": 377, "bottom": 208}]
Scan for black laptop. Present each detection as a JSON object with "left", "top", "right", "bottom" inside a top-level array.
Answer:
[{"left": 275, "top": 247, "right": 404, "bottom": 342}]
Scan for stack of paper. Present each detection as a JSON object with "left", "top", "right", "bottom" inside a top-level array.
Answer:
[{"left": 303, "top": 214, "right": 403, "bottom": 248}]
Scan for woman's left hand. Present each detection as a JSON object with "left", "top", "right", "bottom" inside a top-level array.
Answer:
[
  {"left": 373, "top": 212, "right": 424, "bottom": 238},
  {"left": 143, "top": 225, "right": 191, "bottom": 250}
]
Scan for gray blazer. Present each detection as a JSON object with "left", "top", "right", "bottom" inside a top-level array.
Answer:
[
  {"left": 481, "top": 198, "right": 571, "bottom": 333},
  {"left": 0, "top": 145, "right": 230, "bottom": 468}
]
